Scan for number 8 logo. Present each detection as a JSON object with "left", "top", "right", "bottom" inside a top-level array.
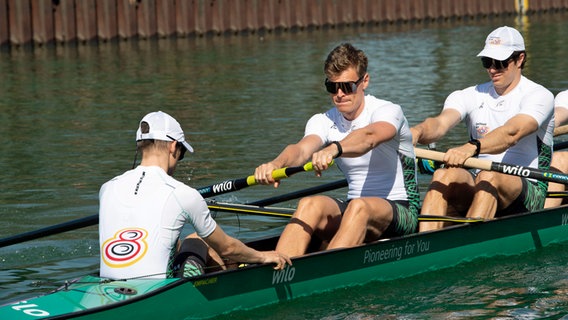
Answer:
[{"left": 102, "top": 228, "right": 148, "bottom": 268}]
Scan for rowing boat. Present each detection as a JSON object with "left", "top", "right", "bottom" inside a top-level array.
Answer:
[{"left": 2, "top": 204, "right": 568, "bottom": 320}]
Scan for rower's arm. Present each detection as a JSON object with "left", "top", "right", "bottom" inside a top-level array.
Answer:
[
  {"left": 204, "top": 226, "right": 291, "bottom": 270},
  {"left": 474, "top": 114, "right": 538, "bottom": 155},
  {"left": 411, "top": 109, "right": 461, "bottom": 146}
]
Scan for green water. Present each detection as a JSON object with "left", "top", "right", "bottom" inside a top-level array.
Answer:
[{"left": 1, "top": 11, "right": 568, "bottom": 318}]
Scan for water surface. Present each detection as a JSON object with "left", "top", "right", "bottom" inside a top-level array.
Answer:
[{"left": 1, "top": 11, "right": 568, "bottom": 318}]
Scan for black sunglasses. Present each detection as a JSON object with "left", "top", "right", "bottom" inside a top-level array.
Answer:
[
  {"left": 167, "top": 135, "right": 186, "bottom": 161},
  {"left": 481, "top": 53, "right": 519, "bottom": 70},
  {"left": 325, "top": 74, "right": 365, "bottom": 94}
]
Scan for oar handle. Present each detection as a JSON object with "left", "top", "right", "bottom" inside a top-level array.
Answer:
[
  {"left": 246, "top": 161, "right": 324, "bottom": 185},
  {"left": 271, "top": 161, "right": 320, "bottom": 180},
  {"left": 199, "top": 161, "right": 325, "bottom": 198},
  {"left": 414, "top": 148, "right": 492, "bottom": 170}
]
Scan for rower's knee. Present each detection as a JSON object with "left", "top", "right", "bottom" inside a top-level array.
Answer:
[
  {"left": 475, "top": 170, "right": 499, "bottom": 183},
  {"left": 344, "top": 198, "right": 365, "bottom": 212},
  {"left": 295, "top": 196, "right": 327, "bottom": 220},
  {"left": 431, "top": 167, "right": 461, "bottom": 183},
  {"left": 343, "top": 198, "right": 373, "bottom": 221},
  {"left": 427, "top": 169, "right": 457, "bottom": 195}
]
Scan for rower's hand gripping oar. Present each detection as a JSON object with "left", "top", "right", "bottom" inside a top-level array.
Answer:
[
  {"left": 417, "top": 136, "right": 568, "bottom": 176},
  {"left": 415, "top": 148, "right": 568, "bottom": 185},
  {"left": 198, "top": 161, "right": 325, "bottom": 198},
  {"left": 416, "top": 125, "right": 568, "bottom": 176}
]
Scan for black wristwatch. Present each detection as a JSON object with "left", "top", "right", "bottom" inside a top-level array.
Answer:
[
  {"left": 330, "top": 141, "right": 343, "bottom": 158},
  {"left": 468, "top": 139, "right": 481, "bottom": 157}
]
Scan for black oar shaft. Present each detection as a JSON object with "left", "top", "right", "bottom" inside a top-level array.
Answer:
[
  {"left": 0, "top": 215, "right": 99, "bottom": 248},
  {"left": 283, "top": 164, "right": 311, "bottom": 177},
  {"left": 198, "top": 177, "right": 250, "bottom": 198},
  {"left": 490, "top": 162, "right": 568, "bottom": 185}
]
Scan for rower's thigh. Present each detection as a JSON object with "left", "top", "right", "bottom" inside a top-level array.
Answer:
[
  {"left": 428, "top": 168, "right": 476, "bottom": 209},
  {"left": 475, "top": 170, "right": 522, "bottom": 205},
  {"left": 295, "top": 195, "right": 343, "bottom": 233},
  {"left": 430, "top": 167, "right": 475, "bottom": 188},
  {"left": 343, "top": 197, "right": 393, "bottom": 237}
]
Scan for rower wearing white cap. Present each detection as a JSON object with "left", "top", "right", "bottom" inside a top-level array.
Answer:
[
  {"left": 99, "top": 111, "right": 291, "bottom": 280},
  {"left": 411, "top": 26, "right": 554, "bottom": 231}
]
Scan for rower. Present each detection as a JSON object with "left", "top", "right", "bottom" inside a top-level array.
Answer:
[
  {"left": 98, "top": 111, "right": 291, "bottom": 280},
  {"left": 411, "top": 26, "right": 554, "bottom": 231},
  {"left": 254, "top": 43, "right": 419, "bottom": 258}
]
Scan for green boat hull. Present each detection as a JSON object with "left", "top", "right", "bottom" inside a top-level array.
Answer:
[{"left": 2, "top": 206, "right": 568, "bottom": 319}]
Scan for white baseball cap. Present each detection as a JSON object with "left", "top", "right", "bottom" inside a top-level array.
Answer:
[
  {"left": 136, "top": 111, "right": 194, "bottom": 153},
  {"left": 477, "top": 26, "right": 525, "bottom": 61}
]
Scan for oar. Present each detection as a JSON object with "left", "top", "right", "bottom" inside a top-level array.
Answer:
[
  {"left": 0, "top": 215, "right": 100, "bottom": 248},
  {"left": 208, "top": 201, "right": 486, "bottom": 223},
  {"left": 0, "top": 163, "right": 336, "bottom": 248},
  {"left": 208, "top": 202, "right": 295, "bottom": 218},
  {"left": 546, "top": 191, "right": 568, "bottom": 198},
  {"left": 417, "top": 140, "right": 568, "bottom": 176},
  {"left": 418, "top": 215, "right": 485, "bottom": 223},
  {"left": 415, "top": 148, "right": 568, "bottom": 185},
  {"left": 198, "top": 162, "right": 323, "bottom": 198}
]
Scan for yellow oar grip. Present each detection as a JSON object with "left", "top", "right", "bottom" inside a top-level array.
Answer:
[
  {"left": 271, "top": 167, "right": 289, "bottom": 180},
  {"left": 245, "top": 167, "right": 294, "bottom": 187},
  {"left": 302, "top": 160, "right": 333, "bottom": 172},
  {"left": 247, "top": 161, "right": 333, "bottom": 186},
  {"left": 246, "top": 175, "right": 257, "bottom": 186},
  {"left": 245, "top": 167, "right": 297, "bottom": 186}
]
